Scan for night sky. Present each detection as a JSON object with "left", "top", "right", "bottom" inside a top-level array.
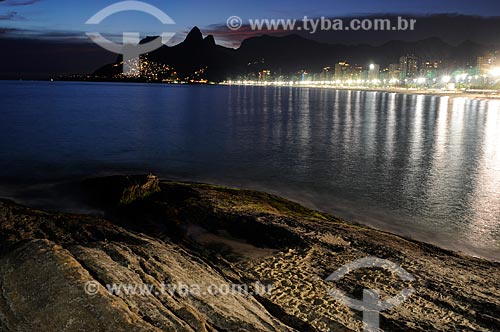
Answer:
[
  {"left": 2, "top": 0, "right": 500, "bottom": 42},
  {"left": 1, "top": 0, "right": 500, "bottom": 77}
]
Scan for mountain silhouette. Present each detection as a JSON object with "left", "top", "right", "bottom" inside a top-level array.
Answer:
[
  {"left": 94, "top": 27, "right": 490, "bottom": 82},
  {"left": 94, "top": 26, "right": 239, "bottom": 81}
]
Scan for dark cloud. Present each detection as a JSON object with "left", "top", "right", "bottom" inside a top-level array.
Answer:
[
  {"left": 0, "top": 27, "right": 16, "bottom": 34},
  {"left": 201, "top": 24, "right": 288, "bottom": 48},
  {"left": 0, "top": 27, "right": 123, "bottom": 42},
  {"left": 203, "top": 14, "right": 500, "bottom": 48},
  {"left": 0, "top": 11, "right": 25, "bottom": 20},
  {"left": 0, "top": 0, "right": 41, "bottom": 6}
]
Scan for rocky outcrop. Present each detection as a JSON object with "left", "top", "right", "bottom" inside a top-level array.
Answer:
[
  {"left": 0, "top": 239, "right": 157, "bottom": 332},
  {"left": 0, "top": 176, "right": 499, "bottom": 331},
  {"left": 0, "top": 198, "right": 294, "bottom": 332}
]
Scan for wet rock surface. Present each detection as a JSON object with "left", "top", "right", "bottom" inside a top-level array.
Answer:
[{"left": 0, "top": 175, "right": 499, "bottom": 331}]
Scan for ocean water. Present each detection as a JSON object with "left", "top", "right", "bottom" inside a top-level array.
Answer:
[{"left": 1, "top": 81, "right": 499, "bottom": 260}]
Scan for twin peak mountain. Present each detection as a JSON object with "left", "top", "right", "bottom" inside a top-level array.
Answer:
[{"left": 94, "top": 26, "right": 487, "bottom": 82}]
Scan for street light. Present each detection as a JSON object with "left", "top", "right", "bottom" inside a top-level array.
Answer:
[
  {"left": 416, "top": 77, "right": 426, "bottom": 84},
  {"left": 442, "top": 76, "right": 451, "bottom": 83},
  {"left": 489, "top": 67, "right": 500, "bottom": 77}
]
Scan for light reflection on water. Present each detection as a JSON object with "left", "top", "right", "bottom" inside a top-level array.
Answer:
[
  {"left": 469, "top": 101, "right": 500, "bottom": 248},
  {"left": 0, "top": 81, "right": 499, "bottom": 259}
]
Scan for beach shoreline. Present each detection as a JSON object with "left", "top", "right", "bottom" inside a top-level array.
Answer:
[
  {"left": 1, "top": 174, "right": 499, "bottom": 263},
  {"left": 1, "top": 175, "right": 499, "bottom": 331},
  {"left": 222, "top": 82, "right": 500, "bottom": 100}
]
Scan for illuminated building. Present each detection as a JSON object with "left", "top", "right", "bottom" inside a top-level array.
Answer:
[
  {"left": 368, "top": 64, "right": 380, "bottom": 80},
  {"left": 334, "top": 62, "right": 350, "bottom": 80},
  {"left": 320, "top": 66, "right": 332, "bottom": 81},
  {"left": 399, "top": 54, "right": 419, "bottom": 79},
  {"left": 420, "top": 60, "right": 441, "bottom": 77},
  {"left": 477, "top": 52, "right": 499, "bottom": 75},
  {"left": 388, "top": 63, "right": 400, "bottom": 79}
]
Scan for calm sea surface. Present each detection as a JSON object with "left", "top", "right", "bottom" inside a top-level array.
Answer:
[{"left": 1, "top": 81, "right": 499, "bottom": 259}]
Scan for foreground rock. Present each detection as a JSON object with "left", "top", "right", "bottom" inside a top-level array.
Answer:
[{"left": 0, "top": 175, "right": 499, "bottom": 331}]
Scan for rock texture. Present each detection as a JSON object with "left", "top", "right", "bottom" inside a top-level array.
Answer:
[{"left": 0, "top": 175, "right": 499, "bottom": 331}]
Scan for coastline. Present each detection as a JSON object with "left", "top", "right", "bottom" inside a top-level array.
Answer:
[
  {"left": 1, "top": 175, "right": 499, "bottom": 331},
  {"left": 222, "top": 82, "right": 500, "bottom": 100},
  {"left": 6, "top": 79, "right": 500, "bottom": 101},
  {"left": 319, "top": 86, "right": 500, "bottom": 100},
  {"left": 174, "top": 177, "right": 500, "bottom": 263},
  {"left": 2, "top": 174, "right": 498, "bottom": 262}
]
